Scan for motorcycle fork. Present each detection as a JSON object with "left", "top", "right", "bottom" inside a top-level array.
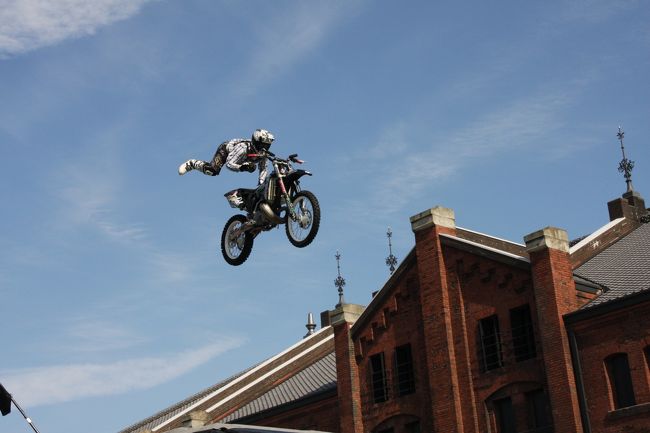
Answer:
[{"left": 276, "top": 176, "right": 296, "bottom": 221}]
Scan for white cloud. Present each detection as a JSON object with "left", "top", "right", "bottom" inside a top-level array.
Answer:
[
  {"left": 556, "top": 0, "right": 637, "bottom": 25},
  {"left": 52, "top": 148, "right": 202, "bottom": 287},
  {"left": 235, "top": 1, "right": 363, "bottom": 96},
  {"left": 147, "top": 251, "right": 196, "bottom": 284},
  {"left": 355, "top": 90, "right": 575, "bottom": 216},
  {"left": 56, "top": 170, "right": 199, "bottom": 284},
  {"left": 62, "top": 319, "right": 149, "bottom": 353},
  {"left": 57, "top": 165, "right": 148, "bottom": 244},
  {"left": 0, "top": 0, "right": 155, "bottom": 57},
  {"left": 0, "top": 337, "right": 244, "bottom": 407}
]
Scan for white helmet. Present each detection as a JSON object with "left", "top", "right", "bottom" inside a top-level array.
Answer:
[{"left": 252, "top": 129, "right": 274, "bottom": 151}]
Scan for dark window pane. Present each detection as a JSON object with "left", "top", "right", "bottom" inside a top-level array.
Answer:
[
  {"left": 510, "top": 305, "right": 537, "bottom": 362},
  {"left": 479, "top": 315, "right": 503, "bottom": 372},
  {"left": 405, "top": 421, "right": 420, "bottom": 433},
  {"left": 525, "top": 389, "right": 553, "bottom": 432},
  {"left": 370, "top": 353, "right": 388, "bottom": 403},
  {"left": 606, "top": 353, "right": 636, "bottom": 409},
  {"left": 395, "top": 344, "right": 416, "bottom": 396},
  {"left": 494, "top": 397, "right": 517, "bottom": 433}
]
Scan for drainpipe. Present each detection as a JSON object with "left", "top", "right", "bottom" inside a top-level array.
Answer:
[{"left": 567, "top": 326, "right": 591, "bottom": 433}]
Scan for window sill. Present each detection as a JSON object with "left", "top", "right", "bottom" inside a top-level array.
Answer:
[{"left": 606, "top": 402, "right": 650, "bottom": 421}]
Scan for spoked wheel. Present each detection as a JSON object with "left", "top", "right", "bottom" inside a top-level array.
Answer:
[
  {"left": 221, "top": 214, "right": 254, "bottom": 266},
  {"left": 286, "top": 190, "right": 320, "bottom": 248}
]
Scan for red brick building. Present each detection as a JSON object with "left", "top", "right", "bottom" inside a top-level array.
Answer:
[{"left": 121, "top": 189, "right": 649, "bottom": 433}]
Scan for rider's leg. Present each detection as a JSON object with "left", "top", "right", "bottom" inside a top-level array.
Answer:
[
  {"left": 208, "top": 143, "right": 228, "bottom": 175},
  {"left": 178, "top": 159, "right": 217, "bottom": 176},
  {"left": 178, "top": 143, "right": 227, "bottom": 176}
]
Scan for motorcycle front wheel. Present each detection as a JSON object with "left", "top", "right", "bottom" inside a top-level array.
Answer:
[
  {"left": 221, "top": 214, "right": 254, "bottom": 266},
  {"left": 285, "top": 190, "right": 320, "bottom": 248}
]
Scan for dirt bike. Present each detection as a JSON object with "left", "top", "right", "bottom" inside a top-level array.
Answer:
[{"left": 220, "top": 151, "right": 321, "bottom": 266}]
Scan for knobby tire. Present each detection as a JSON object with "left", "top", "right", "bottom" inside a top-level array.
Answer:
[
  {"left": 221, "top": 214, "right": 254, "bottom": 266},
  {"left": 285, "top": 190, "right": 320, "bottom": 248}
]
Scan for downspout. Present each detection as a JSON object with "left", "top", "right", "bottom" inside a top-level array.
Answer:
[{"left": 566, "top": 325, "right": 591, "bottom": 433}]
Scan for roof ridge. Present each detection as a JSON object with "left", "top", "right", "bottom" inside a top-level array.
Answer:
[
  {"left": 117, "top": 364, "right": 260, "bottom": 433},
  {"left": 120, "top": 327, "right": 333, "bottom": 433},
  {"left": 569, "top": 217, "right": 625, "bottom": 254},
  {"left": 222, "top": 352, "right": 337, "bottom": 423},
  {"left": 456, "top": 226, "right": 524, "bottom": 247}
]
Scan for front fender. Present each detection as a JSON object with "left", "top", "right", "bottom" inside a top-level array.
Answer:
[{"left": 285, "top": 169, "right": 312, "bottom": 187}]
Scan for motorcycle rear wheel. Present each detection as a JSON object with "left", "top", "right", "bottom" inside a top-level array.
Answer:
[
  {"left": 221, "top": 214, "right": 254, "bottom": 266},
  {"left": 285, "top": 190, "right": 320, "bottom": 248}
]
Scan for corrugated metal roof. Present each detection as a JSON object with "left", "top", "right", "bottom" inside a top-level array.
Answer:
[
  {"left": 574, "top": 223, "right": 650, "bottom": 309},
  {"left": 221, "top": 351, "right": 336, "bottom": 422},
  {"left": 118, "top": 365, "right": 260, "bottom": 433},
  {"left": 120, "top": 327, "right": 335, "bottom": 433},
  {"left": 168, "top": 422, "right": 332, "bottom": 433}
]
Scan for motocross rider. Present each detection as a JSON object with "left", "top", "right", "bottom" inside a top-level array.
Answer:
[{"left": 178, "top": 129, "right": 275, "bottom": 186}]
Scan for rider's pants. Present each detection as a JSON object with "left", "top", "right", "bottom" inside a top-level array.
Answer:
[{"left": 192, "top": 142, "right": 228, "bottom": 176}]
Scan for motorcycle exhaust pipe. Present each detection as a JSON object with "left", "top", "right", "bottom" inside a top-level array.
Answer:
[{"left": 259, "top": 202, "right": 282, "bottom": 224}]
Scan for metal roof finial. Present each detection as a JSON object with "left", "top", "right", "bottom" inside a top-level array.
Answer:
[
  {"left": 334, "top": 250, "right": 346, "bottom": 307},
  {"left": 304, "top": 312, "right": 316, "bottom": 338},
  {"left": 385, "top": 227, "right": 398, "bottom": 274},
  {"left": 617, "top": 126, "right": 635, "bottom": 193}
]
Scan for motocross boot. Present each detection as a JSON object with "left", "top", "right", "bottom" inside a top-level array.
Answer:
[{"left": 178, "top": 159, "right": 218, "bottom": 176}]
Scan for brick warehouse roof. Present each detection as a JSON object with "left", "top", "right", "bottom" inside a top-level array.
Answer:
[
  {"left": 118, "top": 366, "right": 260, "bottom": 433},
  {"left": 574, "top": 222, "right": 650, "bottom": 309},
  {"left": 120, "top": 327, "right": 334, "bottom": 433},
  {"left": 167, "top": 423, "right": 332, "bottom": 433},
  {"left": 221, "top": 351, "right": 337, "bottom": 423}
]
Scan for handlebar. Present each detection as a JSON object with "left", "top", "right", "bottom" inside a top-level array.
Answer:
[{"left": 246, "top": 151, "right": 303, "bottom": 164}]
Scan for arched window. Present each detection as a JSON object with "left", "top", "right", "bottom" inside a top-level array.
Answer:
[
  {"left": 605, "top": 353, "right": 636, "bottom": 409},
  {"left": 372, "top": 414, "right": 420, "bottom": 433},
  {"left": 485, "top": 382, "right": 552, "bottom": 433}
]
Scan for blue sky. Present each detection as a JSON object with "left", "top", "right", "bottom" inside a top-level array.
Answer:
[{"left": 1, "top": 1, "right": 649, "bottom": 432}]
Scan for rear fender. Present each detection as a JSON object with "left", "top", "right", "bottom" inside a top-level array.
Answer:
[{"left": 225, "top": 188, "right": 258, "bottom": 212}]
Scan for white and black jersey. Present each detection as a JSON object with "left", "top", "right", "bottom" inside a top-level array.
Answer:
[
  {"left": 180, "top": 137, "right": 269, "bottom": 184},
  {"left": 222, "top": 138, "right": 268, "bottom": 184}
]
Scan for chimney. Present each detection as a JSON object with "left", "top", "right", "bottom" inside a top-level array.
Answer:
[
  {"left": 410, "top": 206, "right": 474, "bottom": 433},
  {"left": 181, "top": 410, "right": 209, "bottom": 428},
  {"left": 409, "top": 205, "right": 456, "bottom": 234},
  {"left": 330, "top": 302, "right": 365, "bottom": 433},
  {"left": 320, "top": 310, "right": 331, "bottom": 327},
  {"left": 607, "top": 191, "right": 648, "bottom": 222},
  {"left": 524, "top": 227, "right": 583, "bottom": 433}
]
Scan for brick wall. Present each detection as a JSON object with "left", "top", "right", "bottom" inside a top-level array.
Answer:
[
  {"left": 412, "top": 207, "right": 469, "bottom": 433},
  {"left": 345, "top": 206, "right": 562, "bottom": 433},
  {"left": 245, "top": 393, "right": 340, "bottom": 433},
  {"left": 526, "top": 228, "right": 583, "bottom": 433},
  {"left": 332, "top": 307, "right": 364, "bottom": 433},
  {"left": 351, "top": 262, "right": 433, "bottom": 433},
  {"left": 570, "top": 302, "right": 650, "bottom": 433},
  {"left": 442, "top": 245, "right": 546, "bottom": 432}
]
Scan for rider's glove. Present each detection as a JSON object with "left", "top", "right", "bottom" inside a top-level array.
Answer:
[{"left": 239, "top": 162, "right": 256, "bottom": 173}]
